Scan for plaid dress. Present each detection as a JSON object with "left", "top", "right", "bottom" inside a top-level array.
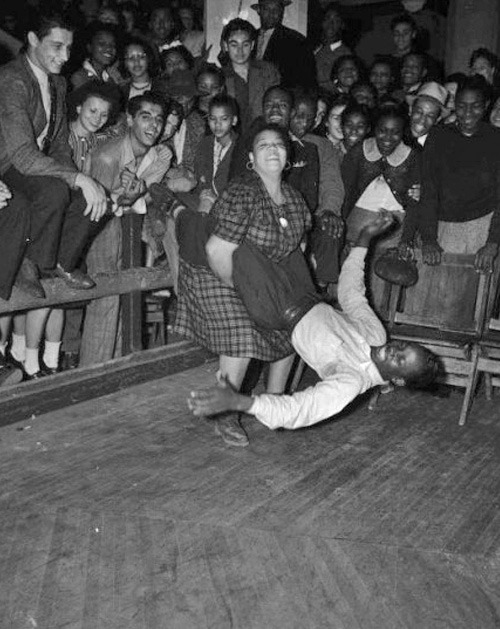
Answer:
[{"left": 174, "top": 172, "right": 311, "bottom": 359}]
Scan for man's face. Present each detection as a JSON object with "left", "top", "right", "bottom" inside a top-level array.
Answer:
[
  {"left": 321, "top": 9, "right": 343, "bottom": 43},
  {"left": 150, "top": 8, "right": 174, "bottom": 43},
  {"left": 89, "top": 31, "right": 116, "bottom": 69},
  {"left": 28, "top": 27, "right": 73, "bottom": 75},
  {"left": 223, "top": 29, "right": 254, "bottom": 67},
  {"left": 128, "top": 101, "right": 164, "bottom": 149},
  {"left": 289, "top": 101, "right": 315, "bottom": 139},
  {"left": 401, "top": 54, "right": 425, "bottom": 88},
  {"left": 392, "top": 22, "right": 415, "bottom": 54},
  {"left": 370, "top": 63, "right": 393, "bottom": 94},
  {"left": 455, "top": 88, "right": 486, "bottom": 136},
  {"left": 263, "top": 89, "right": 292, "bottom": 127},
  {"left": 258, "top": 0, "right": 285, "bottom": 31},
  {"left": 372, "top": 341, "right": 427, "bottom": 384},
  {"left": 208, "top": 105, "right": 236, "bottom": 141},
  {"left": 410, "top": 97, "right": 440, "bottom": 138}
]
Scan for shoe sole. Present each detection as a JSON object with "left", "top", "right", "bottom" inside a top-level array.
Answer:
[
  {"left": 0, "top": 368, "right": 23, "bottom": 387},
  {"left": 214, "top": 423, "right": 249, "bottom": 447}
]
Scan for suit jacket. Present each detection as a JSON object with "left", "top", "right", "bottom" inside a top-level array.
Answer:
[
  {"left": 304, "top": 133, "right": 344, "bottom": 215},
  {"left": 194, "top": 133, "right": 236, "bottom": 198},
  {"left": 262, "top": 25, "right": 317, "bottom": 90},
  {"left": 178, "top": 110, "right": 206, "bottom": 173},
  {"left": 0, "top": 54, "right": 77, "bottom": 185},
  {"left": 223, "top": 60, "right": 280, "bottom": 131},
  {"left": 314, "top": 42, "right": 352, "bottom": 92}
]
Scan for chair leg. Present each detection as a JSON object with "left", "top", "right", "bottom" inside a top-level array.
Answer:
[
  {"left": 485, "top": 373, "right": 493, "bottom": 400},
  {"left": 459, "top": 346, "right": 480, "bottom": 427},
  {"left": 289, "top": 358, "right": 306, "bottom": 393}
]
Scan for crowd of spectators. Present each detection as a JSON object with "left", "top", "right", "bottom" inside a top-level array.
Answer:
[{"left": 0, "top": 0, "right": 499, "bottom": 404}]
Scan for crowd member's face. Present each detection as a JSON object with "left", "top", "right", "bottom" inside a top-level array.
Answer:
[
  {"left": 197, "top": 72, "right": 223, "bottom": 112},
  {"left": 97, "top": 8, "right": 120, "bottom": 25},
  {"left": 401, "top": 54, "right": 425, "bottom": 88},
  {"left": 351, "top": 84, "right": 376, "bottom": 109},
  {"left": 375, "top": 115, "right": 404, "bottom": 156},
  {"left": 150, "top": 8, "right": 174, "bottom": 43},
  {"left": 223, "top": 29, "right": 254, "bottom": 67},
  {"left": 28, "top": 27, "right": 73, "bottom": 75},
  {"left": 314, "top": 98, "right": 327, "bottom": 129},
  {"left": 321, "top": 8, "right": 343, "bottom": 43},
  {"left": 124, "top": 44, "right": 149, "bottom": 81},
  {"left": 372, "top": 341, "right": 428, "bottom": 385},
  {"left": 249, "top": 129, "right": 287, "bottom": 176},
  {"left": 336, "top": 59, "right": 359, "bottom": 90},
  {"left": 89, "top": 31, "right": 116, "bottom": 69},
  {"left": 326, "top": 104, "right": 345, "bottom": 140},
  {"left": 470, "top": 56, "right": 495, "bottom": 84},
  {"left": 77, "top": 95, "right": 111, "bottom": 135},
  {"left": 410, "top": 97, "right": 440, "bottom": 138},
  {"left": 179, "top": 7, "right": 194, "bottom": 31},
  {"left": 455, "top": 88, "right": 487, "bottom": 136},
  {"left": 370, "top": 63, "right": 393, "bottom": 95},
  {"left": 163, "top": 112, "right": 181, "bottom": 140},
  {"left": 289, "top": 101, "right": 316, "bottom": 139},
  {"left": 163, "top": 51, "right": 188, "bottom": 77},
  {"left": 392, "top": 22, "right": 415, "bottom": 55},
  {"left": 128, "top": 101, "right": 165, "bottom": 149},
  {"left": 490, "top": 97, "right": 500, "bottom": 128},
  {"left": 263, "top": 88, "right": 292, "bottom": 128},
  {"left": 172, "top": 93, "right": 195, "bottom": 117},
  {"left": 342, "top": 112, "right": 369, "bottom": 149},
  {"left": 208, "top": 105, "right": 236, "bottom": 142},
  {"left": 258, "top": 0, "right": 285, "bottom": 31}
]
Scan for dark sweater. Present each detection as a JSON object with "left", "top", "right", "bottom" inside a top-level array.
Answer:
[{"left": 416, "top": 123, "right": 500, "bottom": 244}]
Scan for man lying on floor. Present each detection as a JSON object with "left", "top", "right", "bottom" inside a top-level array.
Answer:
[{"left": 153, "top": 189, "right": 440, "bottom": 429}]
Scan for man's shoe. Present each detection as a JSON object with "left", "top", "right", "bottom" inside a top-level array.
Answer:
[
  {"left": 60, "top": 351, "right": 79, "bottom": 370},
  {"left": 13, "top": 258, "right": 46, "bottom": 299},
  {"left": 40, "top": 360, "right": 60, "bottom": 376},
  {"left": 52, "top": 264, "right": 96, "bottom": 290},
  {"left": 0, "top": 354, "right": 23, "bottom": 387},
  {"left": 214, "top": 413, "right": 249, "bottom": 447},
  {"left": 23, "top": 370, "right": 45, "bottom": 381}
]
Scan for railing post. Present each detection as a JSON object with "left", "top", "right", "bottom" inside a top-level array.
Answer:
[{"left": 121, "top": 214, "right": 144, "bottom": 355}]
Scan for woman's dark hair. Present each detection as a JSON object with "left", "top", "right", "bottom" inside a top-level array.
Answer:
[
  {"left": 330, "top": 54, "right": 365, "bottom": 83},
  {"left": 67, "top": 78, "right": 122, "bottom": 123},
  {"left": 456, "top": 74, "right": 492, "bottom": 103},
  {"left": 350, "top": 80, "right": 378, "bottom": 106},
  {"left": 469, "top": 47, "right": 499, "bottom": 71},
  {"left": 326, "top": 93, "right": 351, "bottom": 116},
  {"left": 208, "top": 94, "right": 239, "bottom": 118},
  {"left": 196, "top": 63, "right": 225, "bottom": 88},
  {"left": 121, "top": 36, "right": 159, "bottom": 79},
  {"left": 85, "top": 20, "right": 120, "bottom": 49},
  {"left": 248, "top": 121, "right": 292, "bottom": 160},
  {"left": 160, "top": 45, "right": 194, "bottom": 72},
  {"left": 341, "top": 101, "right": 372, "bottom": 128},
  {"left": 221, "top": 18, "right": 257, "bottom": 43},
  {"left": 390, "top": 12, "right": 416, "bottom": 32},
  {"left": 372, "top": 102, "right": 409, "bottom": 130}
]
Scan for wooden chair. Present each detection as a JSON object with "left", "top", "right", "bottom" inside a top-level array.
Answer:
[{"left": 383, "top": 253, "right": 492, "bottom": 425}]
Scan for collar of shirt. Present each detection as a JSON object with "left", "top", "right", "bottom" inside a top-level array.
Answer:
[
  {"left": 83, "top": 59, "right": 110, "bottom": 82},
  {"left": 158, "top": 39, "right": 183, "bottom": 52},
  {"left": 289, "top": 132, "right": 304, "bottom": 147},
  {"left": 329, "top": 40, "right": 343, "bottom": 52},
  {"left": 363, "top": 137, "right": 411, "bottom": 167}
]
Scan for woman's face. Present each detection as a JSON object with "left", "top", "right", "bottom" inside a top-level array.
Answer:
[
  {"left": 375, "top": 115, "right": 404, "bottom": 156},
  {"left": 163, "top": 112, "right": 181, "bottom": 140},
  {"left": 163, "top": 51, "right": 188, "bottom": 77},
  {"left": 336, "top": 60, "right": 359, "bottom": 90},
  {"left": 179, "top": 8, "right": 194, "bottom": 31},
  {"left": 76, "top": 95, "right": 111, "bottom": 135},
  {"left": 490, "top": 97, "right": 500, "bottom": 128},
  {"left": 89, "top": 31, "right": 116, "bottom": 68},
  {"left": 342, "top": 112, "right": 370, "bottom": 149},
  {"left": 97, "top": 8, "right": 120, "bottom": 25},
  {"left": 124, "top": 44, "right": 149, "bottom": 81},
  {"left": 370, "top": 63, "right": 392, "bottom": 94},
  {"left": 196, "top": 73, "right": 223, "bottom": 111},
  {"left": 326, "top": 104, "right": 345, "bottom": 140},
  {"left": 455, "top": 88, "right": 487, "bottom": 135},
  {"left": 249, "top": 129, "right": 287, "bottom": 176},
  {"left": 471, "top": 56, "right": 495, "bottom": 84}
]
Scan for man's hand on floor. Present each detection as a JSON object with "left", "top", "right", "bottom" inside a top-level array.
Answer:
[{"left": 188, "top": 377, "right": 253, "bottom": 417}]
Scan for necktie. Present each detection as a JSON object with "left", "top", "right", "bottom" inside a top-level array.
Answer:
[{"left": 42, "top": 75, "right": 57, "bottom": 155}]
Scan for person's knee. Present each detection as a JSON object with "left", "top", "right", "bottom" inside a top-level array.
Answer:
[{"left": 39, "top": 177, "right": 70, "bottom": 214}]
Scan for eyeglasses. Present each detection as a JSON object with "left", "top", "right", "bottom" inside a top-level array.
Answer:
[{"left": 125, "top": 53, "right": 147, "bottom": 61}]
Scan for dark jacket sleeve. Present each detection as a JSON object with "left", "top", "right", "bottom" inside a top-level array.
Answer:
[
  {"left": 340, "top": 143, "right": 363, "bottom": 219},
  {"left": 413, "top": 130, "right": 441, "bottom": 244}
]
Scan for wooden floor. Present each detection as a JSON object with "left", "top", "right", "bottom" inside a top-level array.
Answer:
[{"left": 1, "top": 362, "right": 499, "bottom": 629}]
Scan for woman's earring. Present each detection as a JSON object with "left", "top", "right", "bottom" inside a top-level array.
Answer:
[
  {"left": 285, "top": 160, "right": 292, "bottom": 171},
  {"left": 246, "top": 160, "right": 254, "bottom": 170}
]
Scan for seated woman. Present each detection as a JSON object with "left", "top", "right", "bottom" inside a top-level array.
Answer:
[
  {"left": 341, "top": 105, "right": 420, "bottom": 315},
  {"left": 173, "top": 122, "right": 311, "bottom": 447},
  {"left": 70, "top": 21, "right": 123, "bottom": 90},
  {"left": 405, "top": 75, "right": 500, "bottom": 274},
  {"left": 121, "top": 37, "right": 159, "bottom": 101}
]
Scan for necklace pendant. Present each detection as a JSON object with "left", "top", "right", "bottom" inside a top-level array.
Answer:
[{"left": 279, "top": 217, "right": 289, "bottom": 229}]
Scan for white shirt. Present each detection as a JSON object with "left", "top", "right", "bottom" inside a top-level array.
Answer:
[
  {"left": 249, "top": 248, "right": 387, "bottom": 429},
  {"left": 173, "top": 119, "right": 187, "bottom": 164},
  {"left": 256, "top": 28, "right": 275, "bottom": 59},
  {"left": 27, "top": 56, "right": 50, "bottom": 149}
]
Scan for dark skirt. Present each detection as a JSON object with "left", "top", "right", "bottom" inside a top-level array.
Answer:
[{"left": 174, "top": 259, "right": 294, "bottom": 360}]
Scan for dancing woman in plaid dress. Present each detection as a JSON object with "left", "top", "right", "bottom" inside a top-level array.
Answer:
[{"left": 174, "top": 123, "right": 311, "bottom": 446}]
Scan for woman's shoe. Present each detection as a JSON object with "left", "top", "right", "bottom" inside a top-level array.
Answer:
[{"left": 214, "top": 413, "right": 249, "bottom": 447}]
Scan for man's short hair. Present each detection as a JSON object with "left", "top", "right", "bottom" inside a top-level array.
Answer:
[
  {"left": 67, "top": 79, "right": 122, "bottom": 123},
  {"left": 390, "top": 12, "right": 417, "bottom": 32},
  {"left": 263, "top": 84, "right": 293, "bottom": 107},
  {"left": 291, "top": 89, "right": 317, "bottom": 113},
  {"left": 27, "top": 10, "right": 75, "bottom": 41},
  {"left": 404, "top": 346, "right": 441, "bottom": 390},
  {"left": 127, "top": 91, "right": 166, "bottom": 117},
  {"left": 221, "top": 18, "right": 257, "bottom": 43},
  {"left": 208, "top": 94, "right": 239, "bottom": 118}
]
